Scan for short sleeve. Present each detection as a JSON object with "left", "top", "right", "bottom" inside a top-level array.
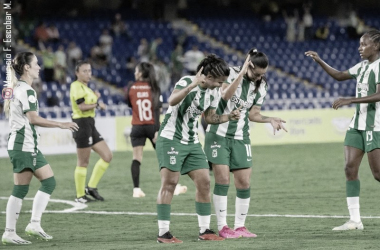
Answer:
[
  {"left": 253, "top": 81, "right": 268, "bottom": 107},
  {"left": 225, "top": 67, "right": 239, "bottom": 84},
  {"left": 70, "top": 82, "right": 85, "bottom": 101},
  {"left": 20, "top": 89, "right": 38, "bottom": 113},
  {"left": 348, "top": 62, "right": 364, "bottom": 79},
  {"left": 175, "top": 77, "right": 192, "bottom": 90}
]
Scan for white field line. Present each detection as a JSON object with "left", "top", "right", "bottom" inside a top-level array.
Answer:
[{"left": 1, "top": 197, "right": 380, "bottom": 219}]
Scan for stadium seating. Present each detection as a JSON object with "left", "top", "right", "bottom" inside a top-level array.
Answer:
[{"left": 1, "top": 11, "right": 378, "bottom": 120}]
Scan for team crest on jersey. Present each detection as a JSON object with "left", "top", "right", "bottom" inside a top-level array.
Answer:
[
  {"left": 170, "top": 156, "right": 176, "bottom": 165},
  {"left": 167, "top": 147, "right": 179, "bottom": 155},
  {"left": 212, "top": 149, "right": 217, "bottom": 158}
]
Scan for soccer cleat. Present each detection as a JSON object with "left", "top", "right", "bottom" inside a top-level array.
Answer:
[
  {"left": 85, "top": 186, "right": 104, "bottom": 201},
  {"left": 2, "top": 230, "right": 31, "bottom": 245},
  {"left": 218, "top": 226, "right": 241, "bottom": 239},
  {"left": 332, "top": 220, "right": 364, "bottom": 231},
  {"left": 174, "top": 184, "right": 187, "bottom": 196},
  {"left": 25, "top": 223, "right": 53, "bottom": 241},
  {"left": 133, "top": 187, "right": 146, "bottom": 198},
  {"left": 198, "top": 229, "right": 225, "bottom": 241},
  {"left": 157, "top": 231, "right": 183, "bottom": 244},
  {"left": 234, "top": 227, "right": 257, "bottom": 238},
  {"left": 75, "top": 195, "right": 94, "bottom": 203}
]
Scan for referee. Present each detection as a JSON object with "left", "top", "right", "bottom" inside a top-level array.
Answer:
[{"left": 70, "top": 60, "right": 112, "bottom": 203}]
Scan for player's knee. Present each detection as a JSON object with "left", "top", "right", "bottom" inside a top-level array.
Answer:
[
  {"left": 103, "top": 152, "right": 113, "bottom": 163},
  {"left": 12, "top": 185, "right": 29, "bottom": 199},
  {"left": 196, "top": 178, "right": 210, "bottom": 193},
  {"left": 39, "top": 176, "right": 56, "bottom": 195}
]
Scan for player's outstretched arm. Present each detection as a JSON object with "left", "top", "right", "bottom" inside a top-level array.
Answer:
[
  {"left": 248, "top": 106, "right": 287, "bottom": 135},
  {"left": 26, "top": 111, "right": 79, "bottom": 132},
  {"left": 332, "top": 88, "right": 380, "bottom": 109},
  {"left": 305, "top": 51, "right": 352, "bottom": 81}
]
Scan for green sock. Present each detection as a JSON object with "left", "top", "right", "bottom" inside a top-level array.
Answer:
[{"left": 157, "top": 204, "right": 171, "bottom": 221}]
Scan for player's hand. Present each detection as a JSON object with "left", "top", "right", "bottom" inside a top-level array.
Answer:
[
  {"left": 193, "top": 67, "right": 206, "bottom": 86},
  {"left": 241, "top": 55, "right": 254, "bottom": 75},
  {"left": 152, "top": 131, "right": 158, "bottom": 144},
  {"left": 59, "top": 122, "right": 79, "bottom": 132},
  {"left": 270, "top": 118, "right": 287, "bottom": 135},
  {"left": 98, "top": 101, "right": 107, "bottom": 110},
  {"left": 95, "top": 91, "right": 101, "bottom": 98},
  {"left": 228, "top": 105, "right": 243, "bottom": 121},
  {"left": 332, "top": 98, "right": 352, "bottom": 109},
  {"left": 305, "top": 51, "right": 321, "bottom": 63}
]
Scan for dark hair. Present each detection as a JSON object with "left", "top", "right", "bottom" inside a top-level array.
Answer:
[
  {"left": 247, "top": 48, "right": 269, "bottom": 93},
  {"left": 75, "top": 60, "right": 91, "bottom": 72},
  {"left": 248, "top": 47, "right": 269, "bottom": 69},
  {"left": 12, "top": 52, "right": 35, "bottom": 76},
  {"left": 136, "top": 62, "right": 161, "bottom": 107},
  {"left": 196, "top": 54, "right": 230, "bottom": 78},
  {"left": 4, "top": 52, "right": 35, "bottom": 117},
  {"left": 363, "top": 29, "right": 380, "bottom": 51}
]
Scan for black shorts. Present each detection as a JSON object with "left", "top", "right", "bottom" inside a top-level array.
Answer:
[
  {"left": 72, "top": 117, "right": 104, "bottom": 148},
  {"left": 130, "top": 124, "right": 157, "bottom": 148}
]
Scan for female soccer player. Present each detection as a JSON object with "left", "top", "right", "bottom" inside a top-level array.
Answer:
[
  {"left": 156, "top": 54, "right": 241, "bottom": 243},
  {"left": 70, "top": 60, "right": 112, "bottom": 203},
  {"left": 204, "top": 48, "right": 287, "bottom": 238},
  {"left": 125, "top": 62, "right": 161, "bottom": 198},
  {"left": 2, "top": 52, "right": 78, "bottom": 245},
  {"left": 306, "top": 29, "right": 380, "bottom": 231}
]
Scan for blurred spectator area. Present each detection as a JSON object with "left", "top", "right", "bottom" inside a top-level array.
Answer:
[{"left": 1, "top": 2, "right": 379, "bottom": 120}]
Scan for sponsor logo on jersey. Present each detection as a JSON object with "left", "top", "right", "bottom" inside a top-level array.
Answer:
[
  {"left": 210, "top": 141, "right": 221, "bottom": 148},
  {"left": 231, "top": 95, "right": 252, "bottom": 109},
  {"left": 167, "top": 147, "right": 179, "bottom": 155},
  {"left": 186, "top": 105, "right": 203, "bottom": 118},
  {"left": 131, "top": 85, "right": 151, "bottom": 90},
  {"left": 357, "top": 82, "right": 369, "bottom": 94}
]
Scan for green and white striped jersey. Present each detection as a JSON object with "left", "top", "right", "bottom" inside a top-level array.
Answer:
[
  {"left": 348, "top": 58, "right": 380, "bottom": 131},
  {"left": 159, "top": 76, "right": 220, "bottom": 144},
  {"left": 7, "top": 81, "right": 40, "bottom": 152},
  {"left": 206, "top": 66, "right": 267, "bottom": 140}
]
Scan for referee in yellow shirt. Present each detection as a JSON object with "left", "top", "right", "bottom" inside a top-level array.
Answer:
[{"left": 70, "top": 60, "right": 112, "bottom": 203}]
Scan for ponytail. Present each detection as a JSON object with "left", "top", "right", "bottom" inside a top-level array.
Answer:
[{"left": 3, "top": 66, "right": 18, "bottom": 118}]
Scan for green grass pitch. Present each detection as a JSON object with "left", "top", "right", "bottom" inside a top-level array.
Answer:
[{"left": 1, "top": 143, "right": 379, "bottom": 249}]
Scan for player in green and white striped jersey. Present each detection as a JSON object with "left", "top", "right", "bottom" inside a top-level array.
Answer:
[
  {"left": 306, "top": 29, "right": 380, "bottom": 231},
  {"left": 156, "top": 54, "right": 241, "bottom": 243},
  {"left": 204, "top": 48, "right": 287, "bottom": 238},
  {"left": 2, "top": 52, "right": 78, "bottom": 245}
]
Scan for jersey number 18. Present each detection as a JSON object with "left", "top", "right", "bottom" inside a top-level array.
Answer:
[{"left": 136, "top": 99, "right": 152, "bottom": 121}]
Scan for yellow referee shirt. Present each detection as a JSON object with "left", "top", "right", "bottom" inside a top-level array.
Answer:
[{"left": 70, "top": 80, "right": 98, "bottom": 119}]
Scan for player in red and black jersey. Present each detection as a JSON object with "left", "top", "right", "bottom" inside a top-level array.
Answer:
[{"left": 125, "top": 62, "right": 162, "bottom": 198}]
